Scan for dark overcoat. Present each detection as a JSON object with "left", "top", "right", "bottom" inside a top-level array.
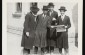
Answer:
[
  {"left": 47, "top": 11, "right": 58, "bottom": 47},
  {"left": 34, "top": 14, "right": 51, "bottom": 48},
  {"left": 21, "top": 12, "right": 38, "bottom": 49},
  {"left": 56, "top": 15, "right": 71, "bottom": 49}
]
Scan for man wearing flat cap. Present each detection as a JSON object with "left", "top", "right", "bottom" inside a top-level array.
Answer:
[
  {"left": 21, "top": 2, "right": 39, "bottom": 54},
  {"left": 56, "top": 6, "right": 71, "bottom": 55},
  {"left": 46, "top": 2, "right": 58, "bottom": 53},
  {"left": 34, "top": 6, "right": 51, "bottom": 54}
]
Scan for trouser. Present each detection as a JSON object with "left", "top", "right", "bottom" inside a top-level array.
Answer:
[
  {"left": 59, "top": 48, "right": 68, "bottom": 54},
  {"left": 59, "top": 48, "right": 62, "bottom": 53},
  {"left": 23, "top": 48, "right": 30, "bottom": 54},
  {"left": 34, "top": 46, "right": 46, "bottom": 53},
  {"left": 46, "top": 46, "right": 54, "bottom": 52},
  {"left": 34, "top": 46, "right": 38, "bottom": 53}
]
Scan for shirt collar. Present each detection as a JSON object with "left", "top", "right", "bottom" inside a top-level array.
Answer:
[
  {"left": 61, "top": 14, "right": 65, "bottom": 17},
  {"left": 51, "top": 10, "right": 53, "bottom": 13},
  {"left": 42, "top": 14, "right": 46, "bottom": 17},
  {"left": 32, "top": 12, "right": 37, "bottom": 17}
]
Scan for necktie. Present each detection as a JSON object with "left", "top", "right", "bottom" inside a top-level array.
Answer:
[
  {"left": 34, "top": 16, "right": 37, "bottom": 22},
  {"left": 50, "top": 12, "right": 51, "bottom": 16},
  {"left": 43, "top": 14, "right": 46, "bottom": 19},
  {"left": 61, "top": 15, "right": 64, "bottom": 21},
  {"left": 32, "top": 12, "right": 37, "bottom": 22}
]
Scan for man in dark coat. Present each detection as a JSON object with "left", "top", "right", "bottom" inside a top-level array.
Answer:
[
  {"left": 46, "top": 2, "right": 58, "bottom": 53},
  {"left": 34, "top": 6, "right": 51, "bottom": 54},
  {"left": 56, "top": 6, "right": 71, "bottom": 55},
  {"left": 21, "top": 3, "right": 39, "bottom": 54}
]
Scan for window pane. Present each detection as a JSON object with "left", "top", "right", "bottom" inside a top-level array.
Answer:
[{"left": 16, "top": 3, "right": 22, "bottom": 12}]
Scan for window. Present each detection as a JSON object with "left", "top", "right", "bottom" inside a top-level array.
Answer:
[{"left": 16, "top": 2, "right": 22, "bottom": 13}]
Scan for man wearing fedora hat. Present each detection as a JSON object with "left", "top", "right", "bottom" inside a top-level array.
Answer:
[
  {"left": 21, "top": 2, "right": 39, "bottom": 54},
  {"left": 56, "top": 6, "right": 71, "bottom": 55},
  {"left": 34, "top": 6, "right": 51, "bottom": 54},
  {"left": 46, "top": 2, "right": 58, "bottom": 53}
]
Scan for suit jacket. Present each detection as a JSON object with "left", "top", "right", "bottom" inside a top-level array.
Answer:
[
  {"left": 47, "top": 11, "right": 58, "bottom": 25},
  {"left": 46, "top": 11, "right": 58, "bottom": 46},
  {"left": 56, "top": 15, "right": 71, "bottom": 48},
  {"left": 36, "top": 14, "right": 51, "bottom": 30},
  {"left": 34, "top": 14, "right": 51, "bottom": 47},
  {"left": 47, "top": 11, "right": 58, "bottom": 38},
  {"left": 57, "top": 15, "right": 71, "bottom": 30},
  {"left": 24, "top": 12, "right": 38, "bottom": 32},
  {"left": 21, "top": 12, "right": 38, "bottom": 49}
]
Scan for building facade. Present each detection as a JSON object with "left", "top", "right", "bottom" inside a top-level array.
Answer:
[{"left": 7, "top": 2, "right": 78, "bottom": 45}]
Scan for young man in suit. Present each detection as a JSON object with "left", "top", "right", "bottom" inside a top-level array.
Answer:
[
  {"left": 57, "top": 6, "right": 71, "bottom": 55},
  {"left": 46, "top": 2, "right": 58, "bottom": 53},
  {"left": 34, "top": 6, "right": 51, "bottom": 54},
  {"left": 21, "top": 2, "right": 39, "bottom": 54}
]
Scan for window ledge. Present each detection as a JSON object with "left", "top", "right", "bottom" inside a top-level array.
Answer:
[{"left": 12, "top": 12, "right": 22, "bottom": 18}]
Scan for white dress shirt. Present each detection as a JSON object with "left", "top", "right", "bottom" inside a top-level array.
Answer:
[
  {"left": 32, "top": 12, "right": 38, "bottom": 22},
  {"left": 49, "top": 11, "right": 53, "bottom": 16},
  {"left": 42, "top": 14, "right": 46, "bottom": 19},
  {"left": 61, "top": 14, "right": 67, "bottom": 28},
  {"left": 61, "top": 14, "right": 65, "bottom": 21}
]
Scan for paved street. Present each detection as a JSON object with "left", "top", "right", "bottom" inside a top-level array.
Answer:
[{"left": 7, "top": 32, "right": 78, "bottom": 55}]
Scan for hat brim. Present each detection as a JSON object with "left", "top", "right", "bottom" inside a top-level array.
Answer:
[
  {"left": 48, "top": 5, "right": 54, "bottom": 7},
  {"left": 42, "top": 9, "right": 48, "bottom": 11},
  {"left": 42, "top": 8, "right": 48, "bottom": 10},
  {"left": 59, "top": 9, "right": 67, "bottom": 11},
  {"left": 30, "top": 8, "right": 39, "bottom": 11}
]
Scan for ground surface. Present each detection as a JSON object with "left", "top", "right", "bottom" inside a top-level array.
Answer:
[{"left": 7, "top": 32, "right": 78, "bottom": 55}]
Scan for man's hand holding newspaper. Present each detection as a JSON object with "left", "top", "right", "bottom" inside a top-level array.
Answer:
[{"left": 51, "top": 25, "right": 67, "bottom": 32}]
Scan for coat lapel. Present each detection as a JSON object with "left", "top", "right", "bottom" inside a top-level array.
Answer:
[
  {"left": 48, "top": 11, "right": 54, "bottom": 17},
  {"left": 60, "top": 15, "right": 66, "bottom": 22},
  {"left": 60, "top": 16, "right": 63, "bottom": 22},
  {"left": 31, "top": 12, "right": 38, "bottom": 23},
  {"left": 51, "top": 11, "right": 54, "bottom": 17},
  {"left": 62, "top": 15, "right": 67, "bottom": 23},
  {"left": 41, "top": 14, "right": 48, "bottom": 21},
  {"left": 59, "top": 15, "right": 67, "bottom": 25},
  {"left": 58, "top": 16, "right": 64, "bottom": 25}
]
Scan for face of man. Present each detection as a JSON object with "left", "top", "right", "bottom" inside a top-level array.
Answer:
[
  {"left": 60, "top": 10, "right": 65, "bottom": 16},
  {"left": 48, "top": 6, "right": 54, "bottom": 11},
  {"left": 32, "top": 10, "right": 38, "bottom": 15},
  {"left": 43, "top": 10, "right": 48, "bottom": 15}
]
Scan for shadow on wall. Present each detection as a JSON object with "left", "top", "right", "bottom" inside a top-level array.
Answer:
[
  {"left": 75, "top": 33, "right": 78, "bottom": 47},
  {"left": 72, "top": 3, "right": 78, "bottom": 47}
]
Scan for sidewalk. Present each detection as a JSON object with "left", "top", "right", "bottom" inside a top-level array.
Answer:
[{"left": 7, "top": 32, "right": 78, "bottom": 55}]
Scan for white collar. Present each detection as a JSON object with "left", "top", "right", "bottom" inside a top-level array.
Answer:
[
  {"left": 42, "top": 14, "right": 46, "bottom": 17},
  {"left": 61, "top": 14, "right": 66, "bottom": 20},
  {"left": 32, "top": 12, "right": 37, "bottom": 17},
  {"left": 61, "top": 14, "right": 65, "bottom": 18}
]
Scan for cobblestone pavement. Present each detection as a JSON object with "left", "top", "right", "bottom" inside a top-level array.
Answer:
[{"left": 7, "top": 32, "right": 78, "bottom": 55}]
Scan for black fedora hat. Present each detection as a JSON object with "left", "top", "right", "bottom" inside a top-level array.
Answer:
[
  {"left": 42, "top": 6, "right": 48, "bottom": 10},
  {"left": 30, "top": 2, "right": 39, "bottom": 11},
  {"left": 30, "top": 6, "right": 39, "bottom": 11},
  {"left": 30, "top": 2, "right": 37, "bottom": 7},
  {"left": 59, "top": 6, "right": 67, "bottom": 11},
  {"left": 48, "top": 2, "right": 54, "bottom": 6}
]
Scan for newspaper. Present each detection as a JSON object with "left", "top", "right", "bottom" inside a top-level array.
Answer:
[{"left": 51, "top": 25, "right": 66, "bottom": 32}]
